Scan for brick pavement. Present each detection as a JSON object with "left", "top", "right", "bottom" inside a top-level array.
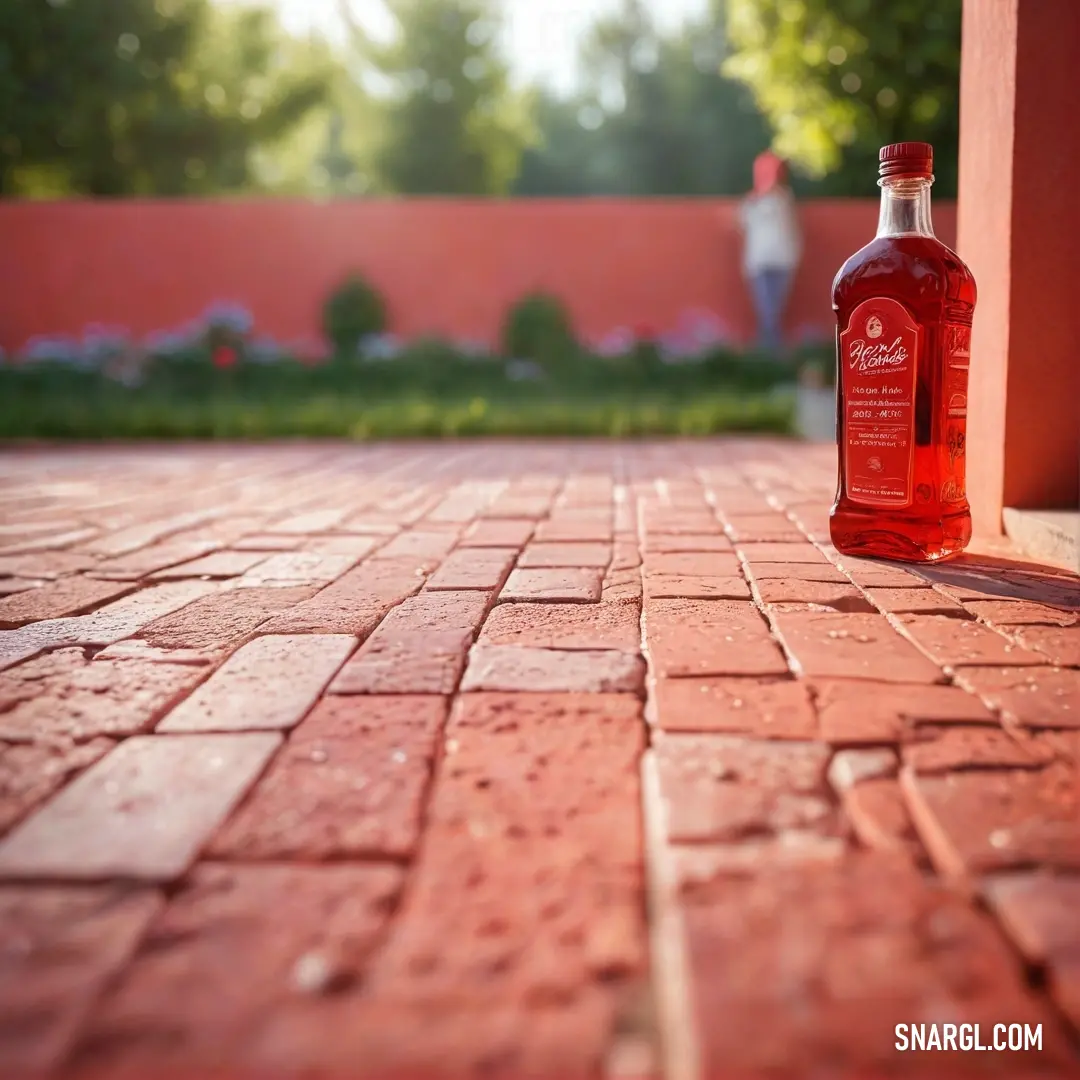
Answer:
[{"left": 0, "top": 441, "right": 1077, "bottom": 1080}]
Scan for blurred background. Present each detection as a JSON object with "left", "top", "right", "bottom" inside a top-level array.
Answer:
[{"left": 0, "top": 0, "right": 961, "bottom": 441}]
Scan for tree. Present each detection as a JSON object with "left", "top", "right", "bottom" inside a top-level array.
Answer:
[
  {"left": 0, "top": 0, "right": 330, "bottom": 196},
  {"left": 514, "top": 0, "right": 772, "bottom": 197},
  {"left": 341, "top": 0, "right": 533, "bottom": 195},
  {"left": 721, "top": 0, "right": 961, "bottom": 195}
]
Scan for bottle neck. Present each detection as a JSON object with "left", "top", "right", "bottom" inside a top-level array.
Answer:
[{"left": 876, "top": 176, "right": 935, "bottom": 238}]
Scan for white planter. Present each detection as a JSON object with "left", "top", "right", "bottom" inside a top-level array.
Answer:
[{"left": 795, "top": 384, "right": 836, "bottom": 442}]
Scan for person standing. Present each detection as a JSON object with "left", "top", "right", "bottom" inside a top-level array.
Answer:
[{"left": 737, "top": 151, "right": 802, "bottom": 355}]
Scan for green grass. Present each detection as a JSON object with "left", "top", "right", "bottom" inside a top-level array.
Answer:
[{"left": 0, "top": 346, "right": 807, "bottom": 440}]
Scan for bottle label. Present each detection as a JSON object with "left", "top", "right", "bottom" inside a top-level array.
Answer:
[{"left": 839, "top": 297, "right": 920, "bottom": 508}]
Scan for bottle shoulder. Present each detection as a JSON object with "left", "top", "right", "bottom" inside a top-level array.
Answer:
[{"left": 832, "top": 235, "right": 977, "bottom": 313}]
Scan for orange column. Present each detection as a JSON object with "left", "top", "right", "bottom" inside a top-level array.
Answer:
[{"left": 958, "top": 0, "right": 1080, "bottom": 535}]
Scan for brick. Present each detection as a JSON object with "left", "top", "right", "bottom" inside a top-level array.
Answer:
[
  {"left": 833, "top": 557, "right": 927, "bottom": 588},
  {"left": 653, "top": 733, "right": 838, "bottom": 844},
  {"left": 424, "top": 547, "right": 517, "bottom": 590},
  {"left": 158, "top": 635, "right": 355, "bottom": 733},
  {"left": 651, "top": 677, "right": 816, "bottom": 738},
  {"left": 772, "top": 611, "right": 945, "bottom": 683},
  {"left": 601, "top": 568, "right": 643, "bottom": 604},
  {"left": 246, "top": 996, "right": 616, "bottom": 1080},
  {"left": 0, "top": 576, "right": 132, "bottom": 628},
  {"left": 645, "top": 599, "right": 788, "bottom": 677},
  {"left": 954, "top": 666, "right": 1080, "bottom": 730},
  {"left": 373, "top": 530, "right": 458, "bottom": 561},
  {"left": 58, "top": 580, "right": 222, "bottom": 646},
  {"left": 330, "top": 630, "right": 474, "bottom": 694},
  {"left": 0, "top": 577, "right": 44, "bottom": 596},
  {"left": 0, "top": 732, "right": 281, "bottom": 880},
  {"left": 863, "top": 587, "right": 963, "bottom": 615},
  {"left": 0, "top": 648, "right": 205, "bottom": 740},
  {"left": 133, "top": 585, "right": 314, "bottom": 655},
  {"left": 82, "top": 512, "right": 213, "bottom": 558},
  {"left": 267, "top": 508, "right": 350, "bottom": 533},
  {"left": 0, "top": 737, "right": 114, "bottom": 835},
  {"left": 984, "top": 872, "right": 1080, "bottom": 964},
  {"left": 737, "top": 541, "right": 830, "bottom": 563},
  {"left": 896, "top": 613, "right": 1042, "bottom": 668},
  {"left": 903, "top": 725, "right": 1056, "bottom": 773},
  {"left": 642, "top": 551, "right": 741, "bottom": 576},
  {"left": 0, "top": 527, "right": 99, "bottom": 554},
  {"left": 259, "top": 562, "right": 421, "bottom": 636},
  {"left": 815, "top": 680, "right": 995, "bottom": 743},
  {"left": 72, "top": 864, "right": 402, "bottom": 1074},
  {"left": 461, "top": 644, "right": 645, "bottom": 693},
  {"left": 481, "top": 494, "right": 554, "bottom": 519},
  {"left": 212, "top": 696, "right": 446, "bottom": 860},
  {"left": 460, "top": 518, "right": 535, "bottom": 548},
  {"left": 479, "top": 601, "right": 640, "bottom": 651},
  {"left": 1011, "top": 624, "right": 1080, "bottom": 667},
  {"left": 304, "top": 535, "right": 384, "bottom": 561},
  {"left": 679, "top": 855, "right": 1064, "bottom": 1076},
  {"left": 644, "top": 574, "right": 751, "bottom": 600},
  {"left": 501, "top": 567, "right": 602, "bottom": 603},
  {"left": 235, "top": 551, "right": 356, "bottom": 587},
  {"left": 668, "top": 832, "right": 846, "bottom": 883},
  {"left": 518, "top": 542, "right": 611, "bottom": 569},
  {"left": 964, "top": 599, "right": 1078, "bottom": 627},
  {"left": 0, "top": 619, "right": 84, "bottom": 672},
  {"left": 151, "top": 550, "right": 269, "bottom": 579},
  {"left": 747, "top": 561, "right": 849, "bottom": 582},
  {"left": 840, "top": 778, "right": 923, "bottom": 857},
  {"left": 231, "top": 533, "right": 301, "bottom": 551},
  {"left": 92, "top": 639, "right": 212, "bottom": 666},
  {"left": 755, "top": 578, "right": 873, "bottom": 609},
  {"left": 376, "top": 588, "right": 491, "bottom": 635},
  {"left": 361, "top": 694, "right": 645, "bottom": 1014},
  {"left": 0, "top": 885, "right": 162, "bottom": 1072},
  {"left": 722, "top": 517, "right": 806, "bottom": 542},
  {"left": 901, "top": 762, "right": 1080, "bottom": 877},
  {"left": 641, "top": 513, "right": 720, "bottom": 536},
  {"left": 532, "top": 519, "right": 612, "bottom": 542},
  {"left": 88, "top": 538, "right": 221, "bottom": 581},
  {"left": 0, "top": 550, "right": 98, "bottom": 579},
  {"left": 642, "top": 533, "right": 732, "bottom": 554}
]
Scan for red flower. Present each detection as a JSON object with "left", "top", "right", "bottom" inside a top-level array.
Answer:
[
  {"left": 212, "top": 344, "right": 238, "bottom": 369},
  {"left": 633, "top": 323, "right": 656, "bottom": 342}
]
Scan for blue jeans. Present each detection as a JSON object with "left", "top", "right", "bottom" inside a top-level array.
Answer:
[{"left": 749, "top": 267, "right": 793, "bottom": 355}]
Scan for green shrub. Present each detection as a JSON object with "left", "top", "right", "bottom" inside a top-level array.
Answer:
[
  {"left": 501, "top": 292, "right": 575, "bottom": 363},
  {"left": 323, "top": 274, "right": 386, "bottom": 357}
]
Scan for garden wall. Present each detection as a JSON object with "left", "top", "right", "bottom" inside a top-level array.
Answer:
[{"left": 0, "top": 198, "right": 957, "bottom": 354}]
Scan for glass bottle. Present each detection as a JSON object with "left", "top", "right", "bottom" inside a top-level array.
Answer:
[{"left": 829, "top": 141, "right": 977, "bottom": 562}]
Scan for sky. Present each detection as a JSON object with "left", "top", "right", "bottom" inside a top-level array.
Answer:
[{"left": 255, "top": 0, "right": 710, "bottom": 94}]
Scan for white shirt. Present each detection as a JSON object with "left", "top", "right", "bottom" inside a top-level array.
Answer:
[{"left": 738, "top": 188, "right": 802, "bottom": 275}]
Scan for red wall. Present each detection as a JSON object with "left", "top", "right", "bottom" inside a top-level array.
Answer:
[{"left": 0, "top": 198, "right": 956, "bottom": 354}]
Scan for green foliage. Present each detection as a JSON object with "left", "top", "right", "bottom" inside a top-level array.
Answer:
[
  {"left": 0, "top": 0, "right": 331, "bottom": 196},
  {"left": 501, "top": 292, "right": 576, "bottom": 364},
  {"left": 322, "top": 275, "right": 387, "bottom": 356},
  {"left": 515, "top": 2, "right": 773, "bottom": 196},
  {"left": 340, "top": 0, "right": 535, "bottom": 195},
  {"left": 0, "top": 352, "right": 795, "bottom": 440},
  {"left": 722, "top": 0, "right": 961, "bottom": 196}
]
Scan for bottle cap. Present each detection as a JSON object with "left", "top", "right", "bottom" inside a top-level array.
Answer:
[{"left": 879, "top": 142, "right": 933, "bottom": 180}]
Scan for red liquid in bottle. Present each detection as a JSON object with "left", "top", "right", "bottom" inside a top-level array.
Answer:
[{"left": 830, "top": 142, "right": 977, "bottom": 562}]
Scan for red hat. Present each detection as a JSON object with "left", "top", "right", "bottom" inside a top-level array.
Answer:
[{"left": 753, "top": 151, "right": 786, "bottom": 193}]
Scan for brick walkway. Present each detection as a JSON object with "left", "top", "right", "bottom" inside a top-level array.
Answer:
[{"left": 0, "top": 441, "right": 1077, "bottom": 1080}]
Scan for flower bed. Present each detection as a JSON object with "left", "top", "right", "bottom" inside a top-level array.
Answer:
[{"left": 0, "top": 293, "right": 832, "bottom": 440}]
